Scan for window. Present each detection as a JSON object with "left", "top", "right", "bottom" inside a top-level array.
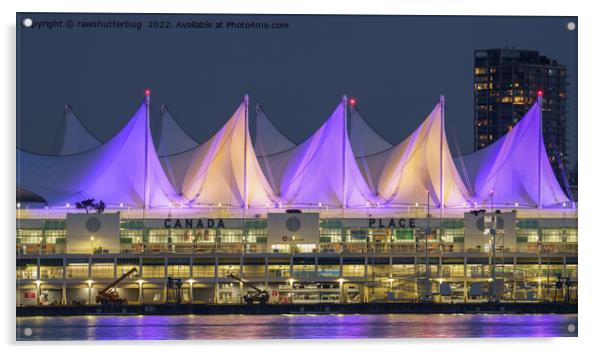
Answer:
[
  {"left": 148, "top": 229, "right": 168, "bottom": 244},
  {"left": 44, "top": 229, "right": 66, "bottom": 243},
  {"left": 167, "top": 265, "right": 190, "bottom": 277},
  {"left": 192, "top": 265, "right": 215, "bottom": 277},
  {"left": 17, "top": 229, "right": 43, "bottom": 244},
  {"left": 342, "top": 264, "right": 365, "bottom": 277},
  {"left": 39, "top": 266, "right": 63, "bottom": 279},
  {"left": 317, "top": 264, "right": 340, "bottom": 277},
  {"left": 116, "top": 264, "right": 139, "bottom": 278},
  {"left": 292, "top": 264, "right": 315, "bottom": 277},
  {"left": 296, "top": 244, "right": 316, "bottom": 253},
  {"left": 193, "top": 229, "right": 216, "bottom": 243},
  {"left": 391, "top": 264, "right": 414, "bottom": 277},
  {"left": 243, "top": 265, "right": 265, "bottom": 278},
  {"left": 17, "top": 264, "right": 38, "bottom": 279},
  {"left": 217, "top": 265, "right": 239, "bottom": 277},
  {"left": 271, "top": 244, "right": 290, "bottom": 253},
  {"left": 91, "top": 263, "right": 114, "bottom": 278},
  {"left": 170, "top": 230, "right": 194, "bottom": 243},
  {"left": 517, "top": 229, "right": 539, "bottom": 243},
  {"left": 142, "top": 265, "right": 165, "bottom": 278},
  {"left": 66, "top": 263, "right": 89, "bottom": 279},
  {"left": 541, "top": 228, "right": 577, "bottom": 243},
  {"left": 267, "top": 264, "right": 290, "bottom": 277},
  {"left": 219, "top": 229, "right": 244, "bottom": 243}
]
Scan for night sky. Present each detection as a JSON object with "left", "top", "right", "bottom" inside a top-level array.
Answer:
[{"left": 16, "top": 13, "right": 577, "bottom": 166}]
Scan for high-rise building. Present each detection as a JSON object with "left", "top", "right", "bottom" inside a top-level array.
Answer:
[{"left": 473, "top": 49, "right": 570, "bottom": 194}]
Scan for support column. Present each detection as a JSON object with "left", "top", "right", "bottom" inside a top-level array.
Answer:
[
  {"left": 537, "top": 93, "right": 543, "bottom": 210},
  {"left": 62, "top": 283, "right": 67, "bottom": 305},
  {"left": 164, "top": 258, "right": 168, "bottom": 303},
  {"left": 439, "top": 95, "right": 445, "bottom": 209},
  {"left": 463, "top": 257, "right": 468, "bottom": 303},
  {"left": 537, "top": 256, "right": 542, "bottom": 300},
  {"left": 243, "top": 94, "right": 249, "bottom": 211},
  {"left": 512, "top": 257, "right": 517, "bottom": 301},
  {"left": 138, "top": 282, "right": 143, "bottom": 304},
  {"left": 342, "top": 94, "right": 348, "bottom": 211},
  {"left": 87, "top": 282, "right": 92, "bottom": 305},
  {"left": 143, "top": 89, "right": 151, "bottom": 217}
]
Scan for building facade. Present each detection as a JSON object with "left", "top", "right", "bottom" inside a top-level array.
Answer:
[
  {"left": 473, "top": 49, "right": 570, "bottom": 191},
  {"left": 16, "top": 210, "right": 578, "bottom": 306}
]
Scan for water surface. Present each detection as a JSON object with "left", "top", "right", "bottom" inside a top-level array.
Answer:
[{"left": 17, "top": 314, "right": 577, "bottom": 340}]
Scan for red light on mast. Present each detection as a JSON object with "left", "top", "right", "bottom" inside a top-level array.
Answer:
[
  {"left": 144, "top": 88, "right": 151, "bottom": 97},
  {"left": 348, "top": 97, "right": 357, "bottom": 106},
  {"left": 537, "top": 90, "right": 543, "bottom": 97}
]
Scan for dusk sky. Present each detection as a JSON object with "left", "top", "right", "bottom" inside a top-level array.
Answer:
[{"left": 17, "top": 13, "right": 577, "bottom": 166}]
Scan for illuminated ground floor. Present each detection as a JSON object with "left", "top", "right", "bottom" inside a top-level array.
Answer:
[{"left": 17, "top": 252, "right": 577, "bottom": 306}]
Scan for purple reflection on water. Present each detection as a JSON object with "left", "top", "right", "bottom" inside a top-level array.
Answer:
[{"left": 17, "top": 314, "right": 577, "bottom": 341}]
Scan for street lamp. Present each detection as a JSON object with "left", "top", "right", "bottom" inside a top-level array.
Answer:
[{"left": 90, "top": 236, "right": 95, "bottom": 254}]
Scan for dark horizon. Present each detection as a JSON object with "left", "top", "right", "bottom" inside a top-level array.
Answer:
[{"left": 16, "top": 13, "right": 577, "bottom": 167}]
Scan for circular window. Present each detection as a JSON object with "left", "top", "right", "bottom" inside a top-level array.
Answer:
[
  {"left": 285, "top": 217, "right": 301, "bottom": 232},
  {"left": 86, "top": 217, "right": 101, "bottom": 233}
]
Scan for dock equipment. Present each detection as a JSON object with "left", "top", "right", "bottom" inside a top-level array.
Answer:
[
  {"left": 226, "top": 273, "right": 270, "bottom": 304},
  {"left": 96, "top": 267, "right": 137, "bottom": 305},
  {"left": 166, "top": 277, "right": 184, "bottom": 304}
]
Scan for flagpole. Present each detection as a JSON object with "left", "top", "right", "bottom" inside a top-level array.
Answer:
[
  {"left": 243, "top": 94, "right": 249, "bottom": 214},
  {"left": 538, "top": 92, "right": 543, "bottom": 210},
  {"left": 342, "top": 95, "right": 348, "bottom": 212},
  {"left": 439, "top": 95, "right": 445, "bottom": 210},
  {"left": 143, "top": 89, "right": 151, "bottom": 218}
]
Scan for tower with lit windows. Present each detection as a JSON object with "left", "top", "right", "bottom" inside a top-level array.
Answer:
[{"left": 473, "top": 49, "right": 570, "bottom": 193}]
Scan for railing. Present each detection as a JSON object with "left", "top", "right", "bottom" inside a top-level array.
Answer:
[{"left": 16, "top": 242, "right": 578, "bottom": 256}]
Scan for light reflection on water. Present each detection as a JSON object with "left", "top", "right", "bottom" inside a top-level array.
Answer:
[{"left": 17, "top": 314, "right": 577, "bottom": 340}]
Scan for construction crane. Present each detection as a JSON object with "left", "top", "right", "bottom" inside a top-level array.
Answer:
[
  {"left": 226, "top": 273, "right": 270, "bottom": 304},
  {"left": 96, "top": 267, "right": 137, "bottom": 305}
]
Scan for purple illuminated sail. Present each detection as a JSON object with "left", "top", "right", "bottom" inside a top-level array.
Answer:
[
  {"left": 462, "top": 101, "right": 569, "bottom": 207},
  {"left": 267, "top": 100, "right": 376, "bottom": 207},
  {"left": 17, "top": 99, "right": 180, "bottom": 207}
]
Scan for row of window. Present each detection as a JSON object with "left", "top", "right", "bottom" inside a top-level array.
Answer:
[{"left": 17, "top": 263, "right": 577, "bottom": 281}]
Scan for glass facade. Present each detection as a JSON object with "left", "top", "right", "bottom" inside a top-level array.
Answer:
[{"left": 16, "top": 216, "right": 578, "bottom": 305}]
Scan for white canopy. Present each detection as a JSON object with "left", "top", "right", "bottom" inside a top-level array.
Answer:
[
  {"left": 156, "top": 103, "right": 199, "bottom": 156},
  {"left": 360, "top": 99, "right": 472, "bottom": 207},
  {"left": 459, "top": 100, "right": 569, "bottom": 207},
  {"left": 56, "top": 104, "right": 101, "bottom": 155},
  {"left": 260, "top": 98, "right": 377, "bottom": 207},
  {"left": 160, "top": 97, "right": 278, "bottom": 207},
  {"left": 18, "top": 99, "right": 180, "bottom": 208}
]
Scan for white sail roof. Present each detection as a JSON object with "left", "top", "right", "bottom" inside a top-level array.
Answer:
[
  {"left": 262, "top": 99, "right": 376, "bottom": 207},
  {"left": 360, "top": 100, "right": 471, "bottom": 207},
  {"left": 255, "top": 104, "right": 296, "bottom": 157},
  {"left": 254, "top": 104, "right": 297, "bottom": 190},
  {"left": 349, "top": 106, "right": 393, "bottom": 157},
  {"left": 460, "top": 100, "right": 569, "bottom": 207},
  {"left": 56, "top": 104, "right": 101, "bottom": 155},
  {"left": 17, "top": 99, "right": 180, "bottom": 208},
  {"left": 160, "top": 97, "right": 277, "bottom": 207},
  {"left": 156, "top": 104, "right": 199, "bottom": 156}
]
